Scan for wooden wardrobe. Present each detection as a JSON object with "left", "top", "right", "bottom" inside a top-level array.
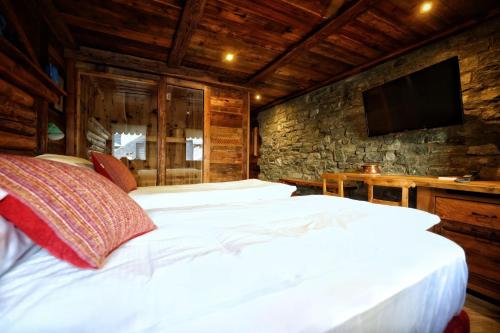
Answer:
[{"left": 69, "top": 61, "right": 249, "bottom": 186}]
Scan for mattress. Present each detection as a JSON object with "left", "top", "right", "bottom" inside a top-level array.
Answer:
[
  {"left": 0, "top": 196, "right": 466, "bottom": 333},
  {"left": 129, "top": 179, "right": 297, "bottom": 210}
]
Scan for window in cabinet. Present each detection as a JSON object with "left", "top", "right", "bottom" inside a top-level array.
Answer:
[
  {"left": 165, "top": 85, "right": 204, "bottom": 185},
  {"left": 80, "top": 74, "right": 158, "bottom": 187}
]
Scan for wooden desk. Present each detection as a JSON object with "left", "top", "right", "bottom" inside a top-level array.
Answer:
[
  {"left": 332, "top": 172, "right": 500, "bottom": 195},
  {"left": 279, "top": 177, "right": 356, "bottom": 193},
  {"left": 324, "top": 172, "right": 500, "bottom": 301}
]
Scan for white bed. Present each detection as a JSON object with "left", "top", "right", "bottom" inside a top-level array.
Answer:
[
  {"left": 0, "top": 195, "right": 467, "bottom": 333},
  {"left": 129, "top": 179, "right": 297, "bottom": 210}
]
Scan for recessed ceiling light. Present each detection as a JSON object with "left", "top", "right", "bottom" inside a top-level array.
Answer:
[
  {"left": 420, "top": 2, "right": 432, "bottom": 13},
  {"left": 224, "top": 53, "right": 234, "bottom": 62},
  {"left": 255, "top": 94, "right": 261, "bottom": 101}
]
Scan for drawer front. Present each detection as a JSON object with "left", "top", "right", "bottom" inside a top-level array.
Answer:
[
  {"left": 435, "top": 197, "right": 500, "bottom": 230},
  {"left": 441, "top": 229, "right": 500, "bottom": 283},
  {"left": 469, "top": 272, "right": 500, "bottom": 301}
]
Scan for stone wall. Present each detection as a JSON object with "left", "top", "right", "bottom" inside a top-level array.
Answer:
[{"left": 258, "top": 19, "right": 499, "bottom": 183}]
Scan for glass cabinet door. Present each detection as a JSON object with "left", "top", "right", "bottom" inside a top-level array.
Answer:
[
  {"left": 80, "top": 74, "right": 158, "bottom": 187},
  {"left": 165, "top": 85, "right": 204, "bottom": 185}
]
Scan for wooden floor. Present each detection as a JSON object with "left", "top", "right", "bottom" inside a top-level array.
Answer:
[{"left": 464, "top": 294, "right": 500, "bottom": 333}]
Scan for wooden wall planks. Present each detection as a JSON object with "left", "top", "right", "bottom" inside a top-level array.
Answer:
[
  {"left": 208, "top": 87, "right": 249, "bottom": 182},
  {"left": 0, "top": 78, "right": 37, "bottom": 153}
]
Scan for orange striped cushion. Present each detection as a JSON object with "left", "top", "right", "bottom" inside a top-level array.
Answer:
[
  {"left": 91, "top": 152, "right": 137, "bottom": 193},
  {"left": 0, "top": 154, "right": 156, "bottom": 269}
]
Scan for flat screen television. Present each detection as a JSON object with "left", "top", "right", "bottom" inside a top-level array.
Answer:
[{"left": 362, "top": 57, "right": 464, "bottom": 137}]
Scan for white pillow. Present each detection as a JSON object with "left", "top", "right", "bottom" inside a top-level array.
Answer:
[
  {"left": 35, "top": 154, "right": 94, "bottom": 169},
  {"left": 0, "top": 215, "right": 34, "bottom": 276}
]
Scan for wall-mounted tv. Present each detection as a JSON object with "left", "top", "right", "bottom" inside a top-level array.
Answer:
[{"left": 362, "top": 57, "right": 464, "bottom": 137}]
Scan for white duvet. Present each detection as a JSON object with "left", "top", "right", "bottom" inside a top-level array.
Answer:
[
  {"left": 129, "top": 179, "right": 296, "bottom": 210},
  {"left": 0, "top": 196, "right": 466, "bottom": 333}
]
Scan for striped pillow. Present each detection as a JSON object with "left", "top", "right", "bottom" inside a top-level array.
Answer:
[
  {"left": 0, "top": 154, "right": 156, "bottom": 269},
  {"left": 91, "top": 152, "right": 137, "bottom": 192}
]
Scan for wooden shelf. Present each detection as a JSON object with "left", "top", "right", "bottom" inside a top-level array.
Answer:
[
  {"left": 165, "top": 136, "right": 185, "bottom": 143},
  {"left": 147, "top": 136, "right": 189, "bottom": 143}
]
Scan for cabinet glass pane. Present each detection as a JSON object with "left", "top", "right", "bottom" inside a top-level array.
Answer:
[
  {"left": 81, "top": 75, "right": 158, "bottom": 186},
  {"left": 165, "top": 85, "right": 204, "bottom": 185}
]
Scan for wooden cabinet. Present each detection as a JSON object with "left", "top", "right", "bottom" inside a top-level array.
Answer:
[
  {"left": 72, "top": 71, "right": 249, "bottom": 186},
  {"left": 423, "top": 189, "right": 500, "bottom": 301}
]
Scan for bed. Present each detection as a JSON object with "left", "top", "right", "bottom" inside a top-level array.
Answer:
[
  {"left": 38, "top": 153, "right": 298, "bottom": 209},
  {"left": 129, "top": 179, "right": 297, "bottom": 210},
  {"left": 0, "top": 154, "right": 468, "bottom": 332},
  {"left": 0, "top": 194, "right": 467, "bottom": 333}
]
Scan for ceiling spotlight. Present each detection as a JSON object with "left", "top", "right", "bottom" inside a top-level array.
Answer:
[
  {"left": 224, "top": 53, "right": 234, "bottom": 62},
  {"left": 420, "top": 2, "right": 432, "bottom": 13},
  {"left": 255, "top": 94, "right": 261, "bottom": 101}
]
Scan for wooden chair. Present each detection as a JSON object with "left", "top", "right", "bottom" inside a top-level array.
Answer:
[
  {"left": 364, "top": 178, "right": 416, "bottom": 208},
  {"left": 322, "top": 173, "right": 346, "bottom": 197}
]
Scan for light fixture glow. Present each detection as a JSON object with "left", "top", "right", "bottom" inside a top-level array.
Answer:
[
  {"left": 224, "top": 53, "right": 234, "bottom": 62},
  {"left": 420, "top": 2, "right": 432, "bottom": 13},
  {"left": 255, "top": 94, "right": 261, "bottom": 101}
]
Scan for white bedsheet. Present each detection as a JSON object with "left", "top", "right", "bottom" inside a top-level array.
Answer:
[
  {"left": 128, "top": 179, "right": 296, "bottom": 210},
  {"left": 0, "top": 196, "right": 466, "bottom": 333}
]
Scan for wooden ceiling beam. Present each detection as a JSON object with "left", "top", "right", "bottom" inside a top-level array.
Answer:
[
  {"left": 168, "top": 0, "right": 208, "bottom": 67},
  {"left": 246, "top": 0, "right": 374, "bottom": 84},
  {"left": 66, "top": 47, "right": 254, "bottom": 91},
  {"left": 37, "top": 0, "right": 77, "bottom": 49},
  {"left": 253, "top": 9, "right": 500, "bottom": 113},
  {"left": 0, "top": 0, "right": 40, "bottom": 65}
]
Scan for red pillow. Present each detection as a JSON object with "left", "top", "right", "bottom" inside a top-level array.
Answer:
[
  {"left": 91, "top": 152, "right": 137, "bottom": 192},
  {"left": 0, "top": 154, "right": 156, "bottom": 269}
]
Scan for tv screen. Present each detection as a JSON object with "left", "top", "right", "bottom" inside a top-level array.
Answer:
[{"left": 362, "top": 57, "right": 464, "bottom": 137}]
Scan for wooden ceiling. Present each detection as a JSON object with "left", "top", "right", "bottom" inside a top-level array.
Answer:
[{"left": 52, "top": 0, "right": 499, "bottom": 111}]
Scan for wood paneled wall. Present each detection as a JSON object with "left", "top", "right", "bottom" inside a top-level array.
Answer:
[
  {"left": 207, "top": 87, "right": 249, "bottom": 182},
  {"left": 0, "top": 0, "right": 67, "bottom": 155},
  {"left": 0, "top": 78, "right": 37, "bottom": 153}
]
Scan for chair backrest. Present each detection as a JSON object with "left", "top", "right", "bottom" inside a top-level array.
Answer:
[
  {"left": 322, "top": 173, "right": 346, "bottom": 197},
  {"left": 364, "top": 178, "right": 416, "bottom": 207}
]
